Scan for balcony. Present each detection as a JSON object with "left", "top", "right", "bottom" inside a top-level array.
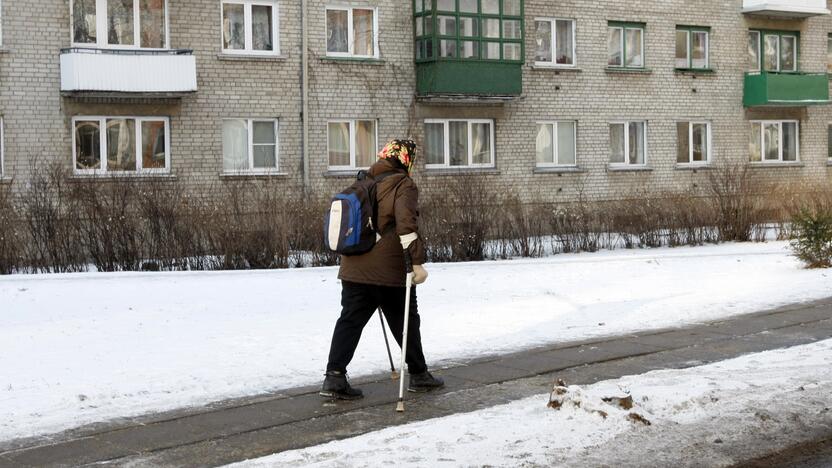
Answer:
[
  {"left": 742, "top": 0, "right": 830, "bottom": 18},
  {"left": 743, "top": 71, "right": 830, "bottom": 107},
  {"left": 60, "top": 48, "right": 197, "bottom": 98},
  {"left": 416, "top": 61, "right": 522, "bottom": 100}
]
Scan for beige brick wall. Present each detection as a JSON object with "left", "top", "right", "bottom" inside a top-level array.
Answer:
[{"left": 0, "top": 0, "right": 830, "bottom": 203}]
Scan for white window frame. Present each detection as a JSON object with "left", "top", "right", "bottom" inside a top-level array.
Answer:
[
  {"left": 327, "top": 119, "right": 379, "bottom": 171},
  {"left": 222, "top": 118, "right": 280, "bottom": 174},
  {"left": 608, "top": 24, "right": 645, "bottom": 69},
  {"left": 750, "top": 120, "right": 800, "bottom": 163},
  {"left": 220, "top": 0, "right": 280, "bottom": 55},
  {"left": 535, "top": 120, "right": 577, "bottom": 168},
  {"left": 325, "top": 5, "right": 380, "bottom": 59},
  {"left": 677, "top": 121, "right": 712, "bottom": 166},
  {"left": 70, "top": 0, "right": 171, "bottom": 49},
  {"left": 71, "top": 116, "right": 171, "bottom": 175},
  {"left": 609, "top": 120, "right": 648, "bottom": 167},
  {"left": 424, "top": 119, "right": 496, "bottom": 169},
  {"left": 534, "top": 18, "right": 577, "bottom": 68}
]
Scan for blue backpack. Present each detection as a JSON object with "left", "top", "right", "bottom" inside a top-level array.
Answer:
[{"left": 324, "top": 171, "right": 400, "bottom": 255}]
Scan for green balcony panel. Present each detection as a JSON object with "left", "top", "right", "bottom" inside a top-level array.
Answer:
[
  {"left": 416, "top": 61, "right": 522, "bottom": 96},
  {"left": 743, "top": 71, "right": 830, "bottom": 107}
]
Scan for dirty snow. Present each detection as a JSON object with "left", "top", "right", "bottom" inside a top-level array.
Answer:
[
  {"left": 1, "top": 241, "right": 831, "bottom": 441},
  {"left": 231, "top": 339, "right": 832, "bottom": 467}
]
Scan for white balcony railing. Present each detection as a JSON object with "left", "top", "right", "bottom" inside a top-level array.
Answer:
[
  {"left": 60, "top": 48, "right": 197, "bottom": 95},
  {"left": 742, "top": 0, "right": 831, "bottom": 17}
]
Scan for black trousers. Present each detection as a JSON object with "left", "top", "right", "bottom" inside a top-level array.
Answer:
[{"left": 327, "top": 281, "right": 428, "bottom": 375}]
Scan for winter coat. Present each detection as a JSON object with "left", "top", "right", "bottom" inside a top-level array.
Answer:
[{"left": 338, "top": 158, "right": 427, "bottom": 288}]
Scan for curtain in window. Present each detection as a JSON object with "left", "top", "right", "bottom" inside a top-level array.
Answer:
[
  {"left": 675, "top": 31, "right": 689, "bottom": 68},
  {"left": 828, "top": 125, "right": 832, "bottom": 160},
  {"left": 556, "top": 20, "right": 573, "bottom": 65},
  {"left": 535, "top": 21, "right": 552, "bottom": 62},
  {"left": 425, "top": 123, "right": 444, "bottom": 165},
  {"left": 437, "top": 0, "right": 454, "bottom": 11},
  {"left": 108, "top": 0, "right": 135, "bottom": 45},
  {"left": 141, "top": 121, "right": 166, "bottom": 169},
  {"left": 327, "top": 10, "right": 349, "bottom": 53},
  {"left": 449, "top": 122, "right": 468, "bottom": 166},
  {"left": 782, "top": 122, "right": 797, "bottom": 161},
  {"left": 607, "top": 28, "right": 622, "bottom": 66},
  {"left": 828, "top": 37, "right": 832, "bottom": 74},
  {"left": 107, "top": 119, "right": 137, "bottom": 171},
  {"left": 223, "top": 120, "right": 249, "bottom": 171},
  {"left": 481, "top": 0, "right": 499, "bottom": 15},
  {"left": 749, "top": 123, "right": 762, "bottom": 162},
  {"left": 471, "top": 123, "right": 491, "bottom": 165},
  {"left": 503, "top": 43, "right": 521, "bottom": 61},
  {"left": 483, "top": 19, "right": 499, "bottom": 38},
  {"left": 459, "top": 0, "right": 477, "bottom": 13},
  {"left": 75, "top": 121, "right": 101, "bottom": 170},
  {"left": 625, "top": 29, "right": 643, "bottom": 67},
  {"left": 628, "top": 122, "right": 644, "bottom": 164},
  {"left": 610, "top": 124, "right": 625, "bottom": 163},
  {"left": 692, "top": 123, "right": 707, "bottom": 162},
  {"left": 780, "top": 36, "right": 796, "bottom": 72},
  {"left": 763, "top": 123, "right": 779, "bottom": 161},
  {"left": 503, "top": 20, "right": 522, "bottom": 40},
  {"left": 677, "top": 122, "right": 690, "bottom": 163},
  {"left": 460, "top": 17, "right": 476, "bottom": 36},
  {"left": 503, "top": 0, "right": 521, "bottom": 16},
  {"left": 355, "top": 121, "right": 376, "bottom": 168},
  {"left": 748, "top": 32, "right": 760, "bottom": 70},
  {"left": 251, "top": 5, "right": 274, "bottom": 51},
  {"left": 253, "top": 121, "right": 276, "bottom": 168},
  {"left": 557, "top": 122, "right": 576, "bottom": 165},
  {"left": 691, "top": 32, "right": 707, "bottom": 68},
  {"left": 73, "top": 0, "right": 97, "bottom": 44},
  {"left": 223, "top": 4, "right": 245, "bottom": 50},
  {"left": 328, "top": 122, "right": 350, "bottom": 167},
  {"left": 536, "top": 124, "right": 553, "bottom": 164},
  {"left": 140, "top": 0, "right": 165, "bottom": 48},
  {"left": 764, "top": 35, "right": 778, "bottom": 71}
]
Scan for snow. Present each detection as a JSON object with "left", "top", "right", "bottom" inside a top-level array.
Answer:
[
  {"left": 1, "top": 241, "right": 831, "bottom": 441},
  {"left": 229, "top": 339, "right": 832, "bottom": 468}
]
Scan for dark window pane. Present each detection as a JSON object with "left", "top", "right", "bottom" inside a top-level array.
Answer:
[
  {"left": 141, "top": 121, "right": 166, "bottom": 169},
  {"left": 107, "top": 119, "right": 137, "bottom": 171},
  {"left": 73, "top": 0, "right": 97, "bottom": 44},
  {"left": 75, "top": 120, "right": 101, "bottom": 170}
]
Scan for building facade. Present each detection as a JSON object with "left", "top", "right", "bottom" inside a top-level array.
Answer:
[{"left": 0, "top": 0, "right": 831, "bottom": 203}]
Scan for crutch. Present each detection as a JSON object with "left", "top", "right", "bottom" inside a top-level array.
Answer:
[
  {"left": 378, "top": 309, "right": 398, "bottom": 380},
  {"left": 396, "top": 250, "right": 415, "bottom": 412}
]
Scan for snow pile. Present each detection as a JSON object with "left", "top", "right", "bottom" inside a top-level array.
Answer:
[
  {"left": 231, "top": 339, "right": 832, "bottom": 467},
  {"left": 1, "top": 241, "right": 831, "bottom": 441},
  {"left": 548, "top": 379, "right": 650, "bottom": 426}
]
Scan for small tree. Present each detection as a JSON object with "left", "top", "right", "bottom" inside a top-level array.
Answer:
[{"left": 790, "top": 208, "right": 832, "bottom": 269}]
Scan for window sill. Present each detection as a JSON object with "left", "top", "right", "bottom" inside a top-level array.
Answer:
[
  {"left": 324, "top": 170, "right": 362, "bottom": 179},
  {"left": 828, "top": 161, "right": 832, "bottom": 167},
  {"left": 0, "top": 176, "right": 11, "bottom": 184},
  {"left": 605, "top": 67, "right": 652, "bottom": 75},
  {"left": 607, "top": 165, "right": 653, "bottom": 172},
  {"left": 530, "top": 64, "right": 582, "bottom": 73},
  {"left": 749, "top": 162, "right": 804, "bottom": 168},
  {"left": 675, "top": 164, "right": 713, "bottom": 171},
  {"left": 675, "top": 68, "right": 716, "bottom": 75},
  {"left": 0, "top": 48, "right": 10, "bottom": 55},
  {"left": 321, "top": 56, "right": 385, "bottom": 65},
  {"left": 70, "top": 173, "right": 177, "bottom": 180},
  {"left": 217, "top": 53, "right": 287, "bottom": 62},
  {"left": 423, "top": 167, "right": 500, "bottom": 176},
  {"left": 220, "top": 172, "right": 289, "bottom": 179},
  {"left": 534, "top": 166, "right": 586, "bottom": 174}
]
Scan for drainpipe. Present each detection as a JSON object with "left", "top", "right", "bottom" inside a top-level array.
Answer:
[{"left": 301, "top": 0, "right": 310, "bottom": 191}]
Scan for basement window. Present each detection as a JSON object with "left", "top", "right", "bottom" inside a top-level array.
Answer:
[{"left": 73, "top": 116, "right": 170, "bottom": 175}]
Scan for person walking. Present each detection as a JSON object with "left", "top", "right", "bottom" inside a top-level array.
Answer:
[{"left": 321, "top": 140, "right": 444, "bottom": 400}]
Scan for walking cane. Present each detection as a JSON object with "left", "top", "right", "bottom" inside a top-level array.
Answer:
[
  {"left": 378, "top": 309, "right": 398, "bottom": 380},
  {"left": 396, "top": 250, "right": 415, "bottom": 413}
]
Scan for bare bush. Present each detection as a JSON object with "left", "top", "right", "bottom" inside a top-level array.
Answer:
[
  {"left": 706, "top": 164, "right": 768, "bottom": 242},
  {"left": 0, "top": 182, "right": 23, "bottom": 274}
]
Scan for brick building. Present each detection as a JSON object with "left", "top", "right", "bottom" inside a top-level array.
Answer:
[{"left": 0, "top": 0, "right": 831, "bottom": 203}]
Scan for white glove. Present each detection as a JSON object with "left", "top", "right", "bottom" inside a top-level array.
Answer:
[
  {"left": 413, "top": 265, "right": 428, "bottom": 285},
  {"left": 400, "top": 233, "right": 418, "bottom": 250}
]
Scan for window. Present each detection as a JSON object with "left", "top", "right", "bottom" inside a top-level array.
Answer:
[
  {"left": 749, "top": 121, "right": 798, "bottom": 163},
  {"left": 828, "top": 124, "right": 832, "bottom": 161},
  {"left": 608, "top": 22, "right": 644, "bottom": 69},
  {"left": 222, "top": 1, "right": 279, "bottom": 54},
  {"left": 326, "top": 6, "right": 378, "bottom": 58},
  {"left": 536, "top": 121, "right": 576, "bottom": 166},
  {"left": 828, "top": 34, "right": 832, "bottom": 74},
  {"left": 534, "top": 18, "right": 575, "bottom": 66},
  {"left": 222, "top": 119, "right": 279, "bottom": 173},
  {"left": 72, "top": 0, "right": 168, "bottom": 48},
  {"left": 425, "top": 119, "right": 494, "bottom": 168},
  {"left": 609, "top": 121, "right": 646, "bottom": 166},
  {"left": 72, "top": 116, "right": 170, "bottom": 174},
  {"left": 748, "top": 30, "right": 798, "bottom": 72},
  {"left": 414, "top": 0, "right": 524, "bottom": 62},
  {"left": 675, "top": 26, "right": 709, "bottom": 70},
  {"left": 676, "top": 121, "right": 711, "bottom": 165},
  {"left": 0, "top": 118, "right": 4, "bottom": 177},
  {"left": 327, "top": 120, "right": 377, "bottom": 170}
]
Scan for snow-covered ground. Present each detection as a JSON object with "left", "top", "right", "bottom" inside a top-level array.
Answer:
[
  {"left": 230, "top": 339, "right": 832, "bottom": 468},
  {"left": 1, "top": 241, "right": 831, "bottom": 442}
]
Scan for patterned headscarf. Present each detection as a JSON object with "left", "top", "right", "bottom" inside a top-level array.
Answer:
[{"left": 378, "top": 139, "right": 417, "bottom": 174}]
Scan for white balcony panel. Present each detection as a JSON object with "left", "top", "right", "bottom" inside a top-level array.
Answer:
[
  {"left": 61, "top": 51, "right": 197, "bottom": 94},
  {"left": 742, "top": 0, "right": 830, "bottom": 17}
]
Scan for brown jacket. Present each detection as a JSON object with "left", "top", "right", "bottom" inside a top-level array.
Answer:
[{"left": 338, "top": 159, "right": 427, "bottom": 287}]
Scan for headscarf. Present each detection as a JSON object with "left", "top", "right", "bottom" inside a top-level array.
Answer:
[{"left": 378, "top": 139, "right": 417, "bottom": 174}]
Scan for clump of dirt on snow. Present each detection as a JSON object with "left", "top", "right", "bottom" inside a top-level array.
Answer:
[{"left": 548, "top": 379, "right": 651, "bottom": 425}]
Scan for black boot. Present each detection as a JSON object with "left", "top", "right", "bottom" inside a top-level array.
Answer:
[
  {"left": 408, "top": 371, "right": 445, "bottom": 393},
  {"left": 320, "top": 370, "right": 364, "bottom": 400}
]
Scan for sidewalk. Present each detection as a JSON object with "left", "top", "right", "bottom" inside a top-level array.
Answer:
[{"left": 3, "top": 298, "right": 832, "bottom": 468}]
